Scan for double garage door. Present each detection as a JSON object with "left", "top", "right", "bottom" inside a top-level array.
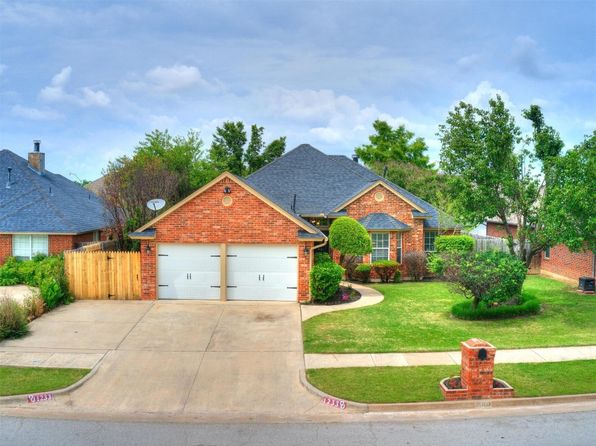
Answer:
[{"left": 157, "top": 244, "right": 298, "bottom": 301}]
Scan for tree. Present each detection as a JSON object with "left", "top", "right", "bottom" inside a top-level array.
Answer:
[
  {"left": 209, "top": 121, "right": 286, "bottom": 175},
  {"left": 355, "top": 120, "right": 432, "bottom": 169},
  {"left": 543, "top": 131, "right": 596, "bottom": 253},
  {"left": 438, "top": 96, "right": 566, "bottom": 267},
  {"left": 328, "top": 217, "right": 372, "bottom": 275}
]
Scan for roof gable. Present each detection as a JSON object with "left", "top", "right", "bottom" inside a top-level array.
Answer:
[
  {"left": 134, "top": 172, "right": 321, "bottom": 235},
  {"left": 0, "top": 149, "right": 107, "bottom": 234}
]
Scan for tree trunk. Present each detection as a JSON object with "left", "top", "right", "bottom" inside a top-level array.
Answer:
[{"left": 472, "top": 296, "right": 480, "bottom": 310}]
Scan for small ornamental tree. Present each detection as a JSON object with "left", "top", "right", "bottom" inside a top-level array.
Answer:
[{"left": 329, "top": 217, "right": 372, "bottom": 272}]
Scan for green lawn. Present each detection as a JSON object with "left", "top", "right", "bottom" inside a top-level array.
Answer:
[
  {"left": 0, "top": 366, "right": 90, "bottom": 396},
  {"left": 303, "top": 276, "right": 596, "bottom": 353},
  {"left": 306, "top": 360, "right": 596, "bottom": 404}
]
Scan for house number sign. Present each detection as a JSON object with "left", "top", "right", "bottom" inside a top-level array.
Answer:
[
  {"left": 27, "top": 392, "right": 53, "bottom": 403},
  {"left": 322, "top": 396, "right": 346, "bottom": 409}
]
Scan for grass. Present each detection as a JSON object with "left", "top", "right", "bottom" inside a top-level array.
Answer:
[
  {"left": 303, "top": 275, "right": 596, "bottom": 353},
  {"left": 306, "top": 360, "right": 596, "bottom": 404},
  {"left": 0, "top": 366, "right": 90, "bottom": 396}
]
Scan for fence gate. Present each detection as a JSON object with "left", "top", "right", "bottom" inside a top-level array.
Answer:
[{"left": 64, "top": 251, "right": 141, "bottom": 300}]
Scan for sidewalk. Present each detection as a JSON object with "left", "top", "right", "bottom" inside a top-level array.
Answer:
[{"left": 305, "top": 345, "right": 596, "bottom": 369}]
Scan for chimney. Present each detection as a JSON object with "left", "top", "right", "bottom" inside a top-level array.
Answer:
[
  {"left": 5, "top": 167, "right": 12, "bottom": 189},
  {"left": 352, "top": 154, "right": 359, "bottom": 163},
  {"left": 28, "top": 140, "right": 45, "bottom": 175}
]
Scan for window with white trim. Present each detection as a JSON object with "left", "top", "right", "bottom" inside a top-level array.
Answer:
[
  {"left": 12, "top": 235, "right": 49, "bottom": 260},
  {"left": 396, "top": 232, "right": 402, "bottom": 263},
  {"left": 371, "top": 233, "right": 390, "bottom": 262},
  {"left": 424, "top": 230, "right": 437, "bottom": 253},
  {"left": 544, "top": 245, "right": 551, "bottom": 259}
]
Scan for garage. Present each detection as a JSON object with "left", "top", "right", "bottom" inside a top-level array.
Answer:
[
  {"left": 157, "top": 243, "right": 298, "bottom": 301},
  {"left": 157, "top": 244, "right": 221, "bottom": 300},
  {"left": 227, "top": 245, "right": 298, "bottom": 301}
]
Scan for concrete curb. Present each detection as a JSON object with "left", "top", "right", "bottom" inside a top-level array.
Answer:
[
  {"left": 0, "top": 358, "right": 102, "bottom": 405},
  {"left": 299, "top": 369, "right": 596, "bottom": 412}
]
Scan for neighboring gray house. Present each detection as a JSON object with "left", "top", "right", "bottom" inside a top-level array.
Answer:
[{"left": 0, "top": 142, "right": 107, "bottom": 263}]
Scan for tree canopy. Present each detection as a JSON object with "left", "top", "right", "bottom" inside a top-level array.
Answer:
[
  {"left": 209, "top": 121, "right": 286, "bottom": 175},
  {"left": 355, "top": 120, "right": 432, "bottom": 169}
]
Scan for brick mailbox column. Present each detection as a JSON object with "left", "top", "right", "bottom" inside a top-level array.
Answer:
[{"left": 460, "top": 338, "right": 496, "bottom": 399}]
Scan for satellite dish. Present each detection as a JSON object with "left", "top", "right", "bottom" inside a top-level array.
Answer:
[{"left": 147, "top": 198, "right": 166, "bottom": 212}]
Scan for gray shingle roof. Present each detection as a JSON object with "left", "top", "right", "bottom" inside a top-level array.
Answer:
[
  {"left": 0, "top": 149, "right": 108, "bottom": 233},
  {"left": 245, "top": 144, "right": 456, "bottom": 229},
  {"left": 359, "top": 213, "right": 410, "bottom": 231}
]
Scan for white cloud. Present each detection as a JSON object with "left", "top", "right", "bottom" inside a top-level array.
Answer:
[
  {"left": 39, "top": 66, "right": 110, "bottom": 107},
  {"left": 456, "top": 54, "right": 481, "bottom": 70},
  {"left": 11, "top": 105, "right": 62, "bottom": 120},
  {"left": 461, "top": 81, "right": 512, "bottom": 108},
  {"left": 0, "top": 64, "right": 6, "bottom": 76},
  {"left": 145, "top": 64, "right": 207, "bottom": 92},
  {"left": 148, "top": 114, "right": 179, "bottom": 130}
]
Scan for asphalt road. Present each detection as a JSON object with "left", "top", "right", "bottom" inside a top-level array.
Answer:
[{"left": 1, "top": 411, "right": 595, "bottom": 446}]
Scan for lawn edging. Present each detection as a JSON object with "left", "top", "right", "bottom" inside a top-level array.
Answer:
[
  {"left": 0, "top": 361, "right": 100, "bottom": 405},
  {"left": 299, "top": 369, "right": 596, "bottom": 412}
]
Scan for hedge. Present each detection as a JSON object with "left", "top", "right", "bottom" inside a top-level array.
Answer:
[
  {"left": 435, "top": 235, "right": 475, "bottom": 253},
  {"left": 371, "top": 260, "right": 399, "bottom": 283},
  {"left": 310, "top": 262, "right": 344, "bottom": 302},
  {"left": 451, "top": 292, "right": 541, "bottom": 320}
]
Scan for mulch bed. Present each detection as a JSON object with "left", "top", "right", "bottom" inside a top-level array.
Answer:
[{"left": 310, "top": 286, "right": 362, "bottom": 306}]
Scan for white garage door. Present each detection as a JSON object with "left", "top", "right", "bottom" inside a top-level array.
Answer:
[
  {"left": 157, "top": 244, "right": 220, "bottom": 300},
  {"left": 226, "top": 245, "right": 298, "bottom": 301}
]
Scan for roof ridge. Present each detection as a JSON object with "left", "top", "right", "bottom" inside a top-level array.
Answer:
[{"left": 245, "top": 144, "right": 327, "bottom": 180}]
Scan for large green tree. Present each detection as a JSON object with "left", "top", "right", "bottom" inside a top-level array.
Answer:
[
  {"left": 355, "top": 120, "right": 432, "bottom": 168},
  {"left": 543, "top": 131, "right": 596, "bottom": 253},
  {"left": 438, "top": 96, "right": 561, "bottom": 267},
  {"left": 209, "top": 121, "right": 286, "bottom": 175}
]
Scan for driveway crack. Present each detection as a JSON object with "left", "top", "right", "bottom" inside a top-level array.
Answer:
[{"left": 113, "top": 302, "right": 154, "bottom": 351}]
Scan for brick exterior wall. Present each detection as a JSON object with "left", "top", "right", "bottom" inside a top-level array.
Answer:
[
  {"left": 140, "top": 177, "right": 314, "bottom": 302},
  {"left": 0, "top": 234, "right": 11, "bottom": 264},
  {"left": 487, "top": 222, "right": 593, "bottom": 282},
  {"left": 541, "top": 244, "right": 594, "bottom": 283},
  {"left": 1, "top": 231, "right": 98, "bottom": 264},
  {"left": 331, "top": 184, "right": 428, "bottom": 278}
]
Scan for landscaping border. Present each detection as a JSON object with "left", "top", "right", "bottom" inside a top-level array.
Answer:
[
  {"left": 299, "top": 369, "right": 596, "bottom": 412},
  {"left": 0, "top": 361, "right": 101, "bottom": 405}
]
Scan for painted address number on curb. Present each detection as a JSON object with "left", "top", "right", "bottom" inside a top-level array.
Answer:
[
  {"left": 27, "top": 393, "right": 53, "bottom": 403},
  {"left": 322, "top": 396, "right": 346, "bottom": 409}
]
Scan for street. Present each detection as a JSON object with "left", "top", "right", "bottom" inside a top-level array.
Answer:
[{"left": 2, "top": 411, "right": 595, "bottom": 446}]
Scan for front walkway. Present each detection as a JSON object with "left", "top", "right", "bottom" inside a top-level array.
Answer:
[{"left": 305, "top": 345, "right": 596, "bottom": 369}]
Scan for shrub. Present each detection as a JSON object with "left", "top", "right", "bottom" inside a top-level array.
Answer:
[
  {"left": 437, "top": 251, "right": 527, "bottom": 309},
  {"left": 451, "top": 292, "right": 540, "bottom": 320},
  {"left": 354, "top": 264, "right": 372, "bottom": 283},
  {"left": 310, "top": 262, "right": 344, "bottom": 302},
  {"left": 0, "top": 255, "right": 70, "bottom": 309},
  {"left": 435, "top": 235, "right": 475, "bottom": 253},
  {"left": 314, "top": 252, "right": 333, "bottom": 264},
  {"left": 371, "top": 260, "right": 399, "bottom": 283},
  {"left": 393, "top": 269, "right": 402, "bottom": 283},
  {"left": 329, "top": 217, "right": 372, "bottom": 273},
  {"left": 402, "top": 252, "right": 427, "bottom": 281},
  {"left": 22, "top": 293, "right": 45, "bottom": 321},
  {"left": 0, "top": 297, "right": 28, "bottom": 340}
]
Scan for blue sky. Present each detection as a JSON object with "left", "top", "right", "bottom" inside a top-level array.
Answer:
[{"left": 1, "top": 0, "right": 595, "bottom": 181}]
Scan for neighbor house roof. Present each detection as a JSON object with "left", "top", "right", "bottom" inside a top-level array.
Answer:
[
  {"left": 359, "top": 213, "right": 410, "bottom": 231},
  {"left": 245, "top": 144, "right": 455, "bottom": 229},
  {"left": 0, "top": 149, "right": 107, "bottom": 234}
]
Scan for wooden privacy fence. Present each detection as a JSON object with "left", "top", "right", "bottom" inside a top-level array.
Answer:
[{"left": 64, "top": 251, "right": 141, "bottom": 300}]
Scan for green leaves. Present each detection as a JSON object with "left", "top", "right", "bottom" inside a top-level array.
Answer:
[
  {"left": 329, "top": 217, "right": 372, "bottom": 256},
  {"left": 355, "top": 120, "right": 432, "bottom": 169}
]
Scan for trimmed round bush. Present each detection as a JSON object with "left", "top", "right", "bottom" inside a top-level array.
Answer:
[
  {"left": 451, "top": 292, "right": 541, "bottom": 320},
  {"left": 314, "top": 252, "right": 333, "bottom": 264},
  {"left": 354, "top": 263, "right": 372, "bottom": 283},
  {"left": 435, "top": 235, "right": 475, "bottom": 253},
  {"left": 310, "top": 262, "right": 344, "bottom": 302},
  {"left": 371, "top": 260, "right": 399, "bottom": 283},
  {"left": 0, "top": 297, "right": 29, "bottom": 340},
  {"left": 329, "top": 217, "right": 372, "bottom": 259}
]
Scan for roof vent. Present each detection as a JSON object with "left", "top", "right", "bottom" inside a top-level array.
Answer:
[
  {"left": 5, "top": 167, "right": 12, "bottom": 189},
  {"left": 352, "top": 154, "right": 359, "bottom": 163},
  {"left": 28, "top": 140, "right": 45, "bottom": 175}
]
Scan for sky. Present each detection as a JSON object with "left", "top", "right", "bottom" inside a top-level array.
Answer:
[{"left": 0, "top": 0, "right": 595, "bottom": 182}]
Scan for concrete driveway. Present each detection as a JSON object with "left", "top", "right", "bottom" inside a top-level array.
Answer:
[{"left": 0, "top": 300, "right": 335, "bottom": 418}]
